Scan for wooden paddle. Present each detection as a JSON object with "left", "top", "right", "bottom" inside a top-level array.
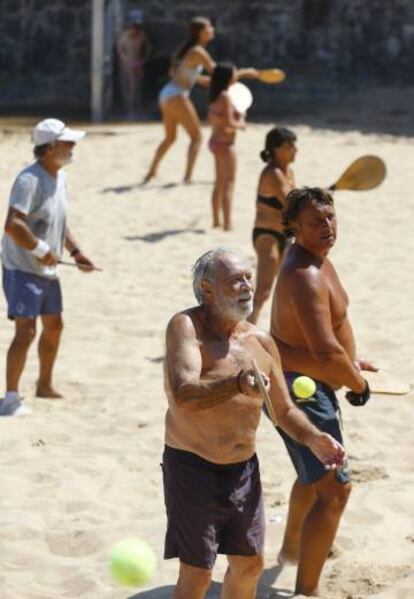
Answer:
[
  {"left": 364, "top": 370, "right": 411, "bottom": 395},
  {"left": 328, "top": 155, "right": 386, "bottom": 191},
  {"left": 228, "top": 82, "right": 253, "bottom": 113},
  {"left": 257, "top": 68, "right": 286, "bottom": 84},
  {"left": 58, "top": 260, "right": 102, "bottom": 272},
  {"left": 251, "top": 359, "right": 278, "bottom": 426}
]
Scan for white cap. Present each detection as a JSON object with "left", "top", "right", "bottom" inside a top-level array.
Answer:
[{"left": 31, "top": 118, "right": 86, "bottom": 146}]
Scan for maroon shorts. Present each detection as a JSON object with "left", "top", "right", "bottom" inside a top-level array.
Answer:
[{"left": 161, "top": 445, "right": 264, "bottom": 569}]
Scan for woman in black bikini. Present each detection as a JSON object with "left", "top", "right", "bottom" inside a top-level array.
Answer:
[{"left": 248, "top": 127, "right": 297, "bottom": 324}]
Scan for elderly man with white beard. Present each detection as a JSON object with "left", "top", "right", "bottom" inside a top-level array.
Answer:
[{"left": 162, "top": 247, "right": 346, "bottom": 599}]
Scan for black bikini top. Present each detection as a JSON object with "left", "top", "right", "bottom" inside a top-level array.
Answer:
[{"left": 257, "top": 194, "right": 284, "bottom": 211}]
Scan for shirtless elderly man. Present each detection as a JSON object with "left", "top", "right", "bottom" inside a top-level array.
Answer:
[
  {"left": 270, "top": 187, "right": 376, "bottom": 596},
  {"left": 163, "top": 247, "right": 345, "bottom": 599}
]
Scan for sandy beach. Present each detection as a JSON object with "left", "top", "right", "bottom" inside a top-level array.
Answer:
[{"left": 0, "top": 111, "right": 413, "bottom": 599}]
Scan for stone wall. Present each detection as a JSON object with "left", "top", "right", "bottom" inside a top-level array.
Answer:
[
  {"left": 0, "top": 0, "right": 413, "bottom": 116},
  {"left": 0, "top": 0, "right": 91, "bottom": 112},
  {"left": 134, "top": 0, "right": 414, "bottom": 115}
]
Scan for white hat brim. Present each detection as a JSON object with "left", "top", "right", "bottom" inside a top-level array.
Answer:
[{"left": 58, "top": 128, "right": 86, "bottom": 142}]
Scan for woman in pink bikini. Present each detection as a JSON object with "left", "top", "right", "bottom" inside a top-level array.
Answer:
[{"left": 208, "top": 63, "right": 246, "bottom": 231}]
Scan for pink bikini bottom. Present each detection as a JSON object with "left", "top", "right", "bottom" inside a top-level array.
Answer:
[{"left": 208, "top": 137, "right": 235, "bottom": 155}]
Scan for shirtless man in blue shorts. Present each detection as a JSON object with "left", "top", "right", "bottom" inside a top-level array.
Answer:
[
  {"left": 270, "top": 187, "right": 377, "bottom": 596},
  {"left": 163, "top": 247, "right": 346, "bottom": 599}
]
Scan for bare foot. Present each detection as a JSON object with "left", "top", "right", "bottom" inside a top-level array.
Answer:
[
  {"left": 36, "top": 385, "right": 63, "bottom": 399},
  {"left": 183, "top": 178, "right": 193, "bottom": 185}
]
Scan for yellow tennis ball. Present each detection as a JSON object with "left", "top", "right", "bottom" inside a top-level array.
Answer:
[
  {"left": 110, "top": 538, "right": 156, "bottom": 587},
  {"left": 292, "top": 376, "right": 316, "bottom": 399}
]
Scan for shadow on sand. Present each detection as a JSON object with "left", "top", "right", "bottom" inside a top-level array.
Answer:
[
  {"left": 145, "top": 356, "right": 164, "bottom": 364},
  {"left": 101, "top": 180, "right": 212, "bottom": 195},
  {"left": 124, "top": 229, "right": 205, "bottom": 243},
  {"left": 126, "top": 565, "right": 292, "bottom": 599}
]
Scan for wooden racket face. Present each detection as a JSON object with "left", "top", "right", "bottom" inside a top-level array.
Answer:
[
  {"left": 334, "top": 155, "right": 386, "bottom": 191},
  {"left": 257, "top": 69, "right": 286, "bottom": 84}
]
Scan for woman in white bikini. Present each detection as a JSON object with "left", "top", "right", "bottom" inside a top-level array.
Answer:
[{"left": 143, "top": 17, "right": 215, "bottom": 184}]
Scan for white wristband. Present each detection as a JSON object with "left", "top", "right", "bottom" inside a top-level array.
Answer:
[{"left": 31, "top": 239, "right": 50, "bottom": 259}]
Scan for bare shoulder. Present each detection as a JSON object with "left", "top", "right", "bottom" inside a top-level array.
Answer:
[
  {"left": 190, "top": 44, "right": 210, "bottom": 59},
  {"left": 259, "top": 165, "right": 284, "bottom": 194},
  {"left": 244, "top": 322, "right": 279, "bottom": 357},
  {"left": 219, "top": 91, "right": 231, "bottom": 106},
  {"left": 166, "top": 307, "right": 200, "bottom": 339},
  {"left": 262, "top": 165, "right": 283, "bottom": 184},
  {"left": 186, "top": 45, "right": 210, "bottom": 64},
  {"left": 213, "top": 91, "right": 229, "bottom": 105},
  {"left": 283, "top": 262, "right": 329, "bottom": 304},
  {"left": 295, "top": 263, "right": 325, "bottom": 288}
]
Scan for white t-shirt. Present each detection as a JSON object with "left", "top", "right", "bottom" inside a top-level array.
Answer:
[{"left": 1, "top": 162, "right": 67, "bottom": 279}]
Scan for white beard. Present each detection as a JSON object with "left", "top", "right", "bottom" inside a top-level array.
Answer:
[
  {"left": 216, "top": 294, "right": 253, "bottom": 321},
  {"left": 55, "top": 155, "right": 73, "bottom": 167}
]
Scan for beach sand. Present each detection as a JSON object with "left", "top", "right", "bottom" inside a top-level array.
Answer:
[{"left": 0, "top": 111, "right": 413, "bottom": 599}]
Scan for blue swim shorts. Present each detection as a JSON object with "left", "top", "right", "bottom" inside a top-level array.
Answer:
[
  {"left": 2, "top": 268, "right": 63, "bottom": 319},
  {"left": 275, "top": 371, "right": 350, "bottom": 485}
]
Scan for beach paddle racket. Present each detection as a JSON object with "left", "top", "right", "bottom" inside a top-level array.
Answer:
[
  {"left": 364, "top": 370, "right": 411, "bottom": 395},
  {"left": 58, "top": 260, "right": 102, "bottom": 272},
  {"left": 257, "top": 68, "right": 286, "bottom": 84},
  {"left": 228, "top": 82, "right": 253, "bottom": 113},
  {"left": 251, "top": 359, "right": 278, "bottom": 426},
  {"left": 328, "top": 155, "right": 386, "bottom": 191}
]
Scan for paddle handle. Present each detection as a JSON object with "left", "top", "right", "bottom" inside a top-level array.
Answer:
[
  {"left": 58, "top": 260, "right": 102, "bottom": 272},
  {"left": 251, "top": 359, "right": 278, "bottom": 426}
]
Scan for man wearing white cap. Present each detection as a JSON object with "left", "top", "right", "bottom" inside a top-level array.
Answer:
[
  {"left": 117, "top": 8, "right": 152, "bottom": 117},
  {"left": 0, "top": 118, "right": 95, "bottom": 416}
]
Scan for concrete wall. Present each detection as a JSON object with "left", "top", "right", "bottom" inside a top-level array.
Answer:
[{"left": 0, "top": 0, "right": 413, "bottom": 116}]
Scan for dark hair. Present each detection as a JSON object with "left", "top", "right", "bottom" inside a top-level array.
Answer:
[
  {"left": 282, "top": 187, "right": 334, "bottom": 238},
  {"left": 33, "top": 143, "right": 53, "bottom": 159},
  {"left": 209, "top": 62, "right": 235, "bottom": 104},
  {"left": 260, "top": 126, "right": 297, "bottom": 163},
  {"left": 173, "top": 16, "right": 210, "bottom": 66}
]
